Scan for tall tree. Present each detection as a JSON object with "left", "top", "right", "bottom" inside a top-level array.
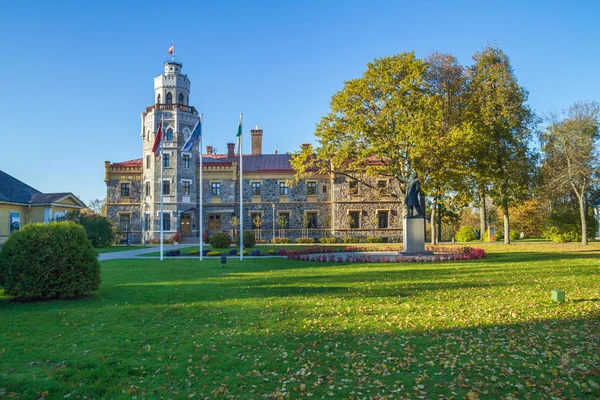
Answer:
[
  {"left": 466, "top": 45, "right": 537, "bottom": 244},
  {"left": 291, "top": 52, "right": 435, "bottom": 201},
  {"left": 423, "top": 52, "right": 469, "bottom": 244},
  {"left": 540, "top": 101, "right": 600, "bottom": 244}
]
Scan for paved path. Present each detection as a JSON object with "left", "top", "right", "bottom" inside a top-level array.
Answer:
[{"left": 98, "top": 244, "right": 193, "bottom": 261}]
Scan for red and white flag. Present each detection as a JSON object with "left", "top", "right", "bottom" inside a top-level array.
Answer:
[
  {"left": 152, "top": 118, "right": 163, "bottom": 156},
  {"left": 168, "top": 43, "right": 174, "bottom": 55}
]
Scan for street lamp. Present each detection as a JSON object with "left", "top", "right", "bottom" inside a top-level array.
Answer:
[{"left": 272, "top": 203, "right": 275, "bottom": 244}]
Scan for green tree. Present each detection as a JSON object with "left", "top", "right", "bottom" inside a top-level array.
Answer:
[
  {"left": 292, "top": 52, "right": 432, "bottom": 200},
  {"left": 466, "top": 45, "right": 538, "bottom": 244},
  {"left": 540, "top": 101, "right": 600, "bottom": 244}
]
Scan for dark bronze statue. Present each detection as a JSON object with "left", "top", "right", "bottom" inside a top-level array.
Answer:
[{"left": 400, "top": 172, "right": 423, "bottom": 217}]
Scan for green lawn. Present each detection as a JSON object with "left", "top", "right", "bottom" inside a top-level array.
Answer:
[
  {"left": 96, "top": 245, "right": 156, "bottom": 254},
  {"left": 1, "top": 243, "right": 599, "bottom": 399}
]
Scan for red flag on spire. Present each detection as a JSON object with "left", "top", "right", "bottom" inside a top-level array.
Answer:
[
  {"left": 152, "top": 119, "right": 163, "bottom": 156},
  {"left": 168, "top": 43, "right": 174, "bottom": 55}
]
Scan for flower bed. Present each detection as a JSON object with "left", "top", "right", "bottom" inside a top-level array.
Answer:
[{"left": 282, "top": 245, "right": 486, "bottom": 263}]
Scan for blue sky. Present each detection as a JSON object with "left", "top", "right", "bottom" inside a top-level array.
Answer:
[{"left": 1, "top": 0, "right": 598, "bottom": 203}]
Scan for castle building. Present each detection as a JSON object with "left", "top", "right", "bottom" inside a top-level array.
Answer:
[{"left": 104, "top": 60, "right": 403, "bottom": 243}]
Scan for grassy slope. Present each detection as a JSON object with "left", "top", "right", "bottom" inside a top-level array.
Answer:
[{"left": 0, "top": 243, "right": 599, "bottom": 399}]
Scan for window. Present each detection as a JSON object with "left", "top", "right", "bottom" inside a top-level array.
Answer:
[
  {"left": 278, "top": 212, "right": 290, "bottom": 229},
  {"left": 348, "top": 211, "right": 360, "bottom": 229},
  {"left": 251, "top": 182, "right": 261, "bottom": 196},
  {"left": 120, "top": 214, "right": 131, "bottom": 232},
  {"left": 9, "top": 212, "right": 20, "bottom": 233},
  {"left": 44, "top": 208, "right": 52, "bottom": 224},
  {"left": 163, "top": 153, "right": 170, "bottom": 167},
  {"left": 146, "top": 155, "right": 151, "bottom": 169},
  {"left": 306, "top": 212, "right": 318, "bottom": 229},
  {"left": 183, "top": 154, "right": 190, "bottom": 168},
  {"left": 349, "top": 180, "right": 359, "bottom": 195},
  {"left": 166, "top": 92, "right": 172, "bottom": 104},
  {"left": 378, "top": 211, "right": 389, "bottom": 229},
  {"left": 121, "top": 183, "right": 130, "bottom": 197},
  {"left": 144, "top": 214, "right": 150, "bottom": 231},
  {"left": 322, "top": 185, "right": 327, "bottom": 194},
  {"left": 162, "top": 213, "right": 171, "bottom": 231},
  {"left": 145, "top": 181, "right": 150, "bottom": 197},
  {"left": 211, "top": 182, "right": 221, "bottom": 196},
  {"left": 279, "top": 182, "right": 289, "bottom": 195},
  {"left": 157, "top": 93, "right": 161, "bottom": 104},
  {"left": 178, "top": 93, "right": 184, "bottom": 104},
  {"left": 377, "top": 180, "right": 387, "bottom": 196},
  {"left": 182, "top": 181, "right": 191, "bottom": 195},
  {"left": 163, "top": 180, "right": 170, "bottom": 195},
  {"left": 166, "top": 129, "right": 173, "bottom": 142},
  {"left": 251, "top": 212, "right": 262, "bottom": 229},
  {"left": 307, "top": 181, "right": 317, "bottom": 196}
]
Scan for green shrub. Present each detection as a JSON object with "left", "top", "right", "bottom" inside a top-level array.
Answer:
[
  {"left": 456, "top": 226, "right": 476, "bottom": 242},
  {"left": 209, "top": 232, "right": 232, "bottom": 248},
  {"left": 243, "top": 231, "right": 256, "bottom": 248},
  {"left": 319, "top": 237, "right": 337, "bottom": 244},
  {"left": 366, "top": 237, "right": 383, "bottom": 243},
  {"left": 343, "top": 237, "right": 360, "bottom": 243},
  {"left": 80, "top": 215, "right": 115, "bottom": 248},
  {"left": 206, "top": 251, "right": 222, "bottom": 256},
  {"left": 295, "top": 238, "right": 315, "bottom": 244},
  {"left": 267, "top": 249, "right": 277, "bottom": 254},
  {"left": 543, "top": 208, "right": 598, "bottom": 242},
  {"left": 0, "top": 222, "right": 100, "bottom": 301},
  {"left": 273, "top": 238, "right": 290, "bottom": 244},
  {"left": 510, "top": 230, "right": 520, "bottom": 241}
]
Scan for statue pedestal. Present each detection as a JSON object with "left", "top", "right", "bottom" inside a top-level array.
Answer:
[{"left": 401, "top": 217, "right": 433, "bottom": 255}]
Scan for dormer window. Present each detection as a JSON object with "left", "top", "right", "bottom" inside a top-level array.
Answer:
[
  {"left": 166, "top": 92, "right": 172, "bottom": 104},
  {"left": 157, "top": 94, "right": 161, "bottom": 104},
  {"left": 166, "top": 128, "right": 173, "bottom": 141},
  {"left": 178, "top": 93, "right": 184, "bottom": 105}
]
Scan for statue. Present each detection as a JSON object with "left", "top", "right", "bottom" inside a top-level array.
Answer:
[{"left": 400, "top": 172, "right": 423, "bottom": 217}]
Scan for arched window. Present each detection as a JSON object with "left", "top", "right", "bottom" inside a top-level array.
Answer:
[
  {"left": 166, "top": 92, "right": 172, "bottom": 104},
  {"left": 156, "top": 93, "right": 161, "bottom": 104},
  {"left": 166, "top": 128, "right": 173, "bottom": 142},
  {"left": 178, "top": 93, "right": 184, "bottom": 105}
]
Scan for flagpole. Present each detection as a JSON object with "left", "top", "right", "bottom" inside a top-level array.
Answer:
[
  {"left": 239, "top": 113, "right": 243, "bottom": 261},
  {"left": 199, "top": 114, "right": 203, "bottom": 261},
  {"left": 159, "top": 116, "right": 164, "bottom": 261}
]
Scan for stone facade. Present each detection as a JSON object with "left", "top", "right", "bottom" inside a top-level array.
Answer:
[{"left": 104, "top": 60, "right": 404, "bottom": 243}]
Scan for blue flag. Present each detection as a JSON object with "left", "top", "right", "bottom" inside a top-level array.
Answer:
[{"left": 182, "top": 117, "right": 202, "bottom": 152}]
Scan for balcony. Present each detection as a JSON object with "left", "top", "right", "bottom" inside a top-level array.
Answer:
[{"left": 145, "top": 103, "right": 198, "bottom": 115}]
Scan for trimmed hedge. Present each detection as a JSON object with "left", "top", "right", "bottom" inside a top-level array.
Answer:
[
  {"left": 295, "top": 238, "right": 315, "bottom": 244},
  {"left": 209, "top": 232, "right": 232, "bottom": 248},
  {"left": 243, "top": 231, "right": 256, "bottom": 248},
  {"left": 0, "top": 222, "right": 100, "bottom": 301},
  {"left": 273, "top": 238, "right": 290, "bottom": 244},
  {"left": 365, "top": 237, "right": 383, "bottom": 243},
  {"left": 343, "top": 237, "right": 360, "bottom": 244},
  {"left": 456, "top": 226, "right": 476, "bottom": 242},
  {"left": 319, "top": 237, "right": 337, "bottom": 244}
]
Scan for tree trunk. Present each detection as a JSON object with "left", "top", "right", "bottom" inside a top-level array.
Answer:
[
  {"left": 479, "top": 186, "right": 487, "bottom": 240},
  {"left": 431, "top": 196, "right": 437, "bottom": 245},
  {"left": 503, "top": 199, "right": 510, "bottom": 245},
  {"left": 437, "top": 202, "right": 442, "bottom": 243},
  {"left": 579, "top": 196, "right": 588, "bottom": 245}
]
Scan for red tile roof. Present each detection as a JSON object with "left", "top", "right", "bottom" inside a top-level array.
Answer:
[{"left": 111, "top": 158, "right": 143, "bottom": 167}]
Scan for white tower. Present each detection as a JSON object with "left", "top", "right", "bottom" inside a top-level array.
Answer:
[{"left": 140, "top": 61, "right": 200, "bottom": 241}]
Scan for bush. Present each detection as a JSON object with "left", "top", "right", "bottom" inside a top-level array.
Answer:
[
  {"left": 229, "top": 248, "right": 238, "bottom": 255},
  {"left": 267, "top": 250, "right": 277, "bottom": 255},
  {"left": 206, "top": 251, "right": 222, "bottom": 256},
  {"left": 319, "top": 237, "right": 337, "bottom": 244},
  {"left": 366, "top": 237, "right": 383, "bottom": 243},
  {"left": 0, "top": 222, "right": 100, "bottom": 301},
  {"left": 243, "top": 231, "right": 256, "bottom": 248},
  {"left": 456, "top": 226, "right": 476, "bottom": 242},
  {"left": 202, "top": 249, "right": 210, "bottom": 256},
  {"left": 510, "top": 230, "right": 520, "bottom": 241},
  {"left": 189, "top": 250, "right": 199, "bottom": 256},
  {"left": 251, "top": 249, "right": 260, "bottom": 256},
  {"left": 295, "top": 238, "right": 315, "bottom": 244},
  {"left": 209, "top": 232, "right": 232, "bottom": 248},
  {"left": 273, "top": 238, "right": 290, "bottom": 244},
  {"left": 543, "top": 208, "right": 598, "bottom": 242},
  {"left": 343, "top": 237, "right": 360, "bottom": 244},
  {"left": 165, "top": 250, "right": 180, "bottom": 257},
  {"left": 80, "top": 214, "right": 115, "bottom": 248}
]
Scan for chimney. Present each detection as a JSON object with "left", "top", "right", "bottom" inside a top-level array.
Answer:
[
  {"left": 251, "top": 125, "right": 263, "bottom": 155},
  {"left": 206, "top": 145, "right": 213, "bottom": 155},
  {"left": 301, "top": 143, "right": 311, "bottom": 150},
  {"left": 274, "top": 150, "right": 278, "bottom": 155},
  {"left": 227, "top": 143, "right": 235, "bottom": 158}
]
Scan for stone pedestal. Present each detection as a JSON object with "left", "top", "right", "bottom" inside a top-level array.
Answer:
[{"left": 402, "top": 217, "right": 433, "bottom": 255}]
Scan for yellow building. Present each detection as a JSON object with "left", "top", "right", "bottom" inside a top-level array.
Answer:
[{"left": 0, "top": 170, "right": 86, "bottom": 246}]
